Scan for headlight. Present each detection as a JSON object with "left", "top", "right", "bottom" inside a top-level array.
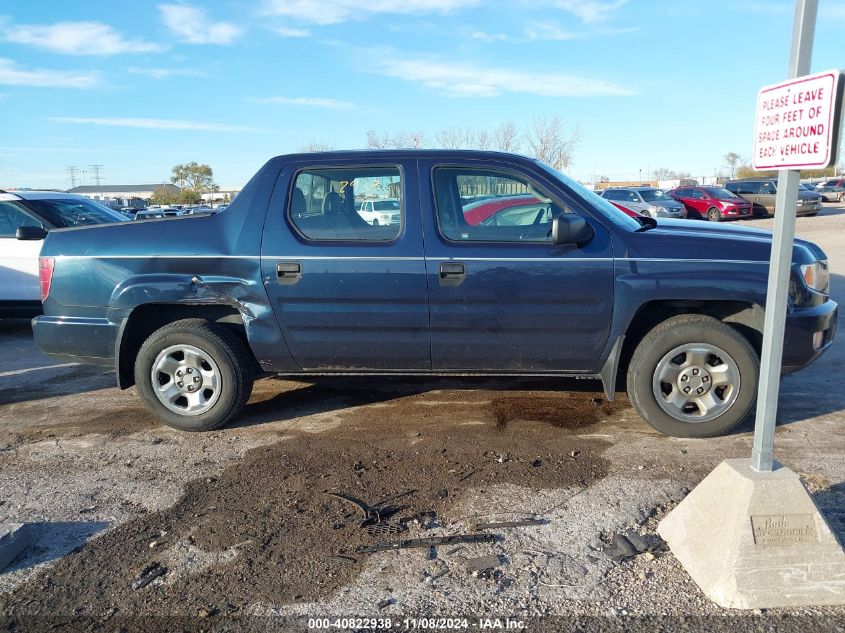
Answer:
[
  {"left": 381, "top": 214, "right": 391, "bottom": 221},
  {"left": 801, "top": 260, "right": 829, "bottom": 294}
]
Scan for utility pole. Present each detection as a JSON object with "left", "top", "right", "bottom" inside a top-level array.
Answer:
[
  {"left": 89, "top": 165, "right": 104, "bottom": 186},
  {"left": 65, "top": 166, "right": 80, "bottom": 188}
]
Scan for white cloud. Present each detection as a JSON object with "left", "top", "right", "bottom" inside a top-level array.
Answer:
[
  {"left": 0, "top": 58, "right": 99, "bottom": 88},
  {"left": 128, "top": 66, "right": 210, "bottom": 79},
  {"left": 554, "top": 0, "right": 627, "bottom": 23},
  {"left": 470, "top": 31, "right": 510, "bottom": 42},
  {"left": 250, "top": 96, "right": 354, "bottom": 109},
  {"left": 270, "top": 26, "right": 311, "bottom": 37},
  {"left": 524, "top": 22, "right": 638, "bottom": 41},
  {"left": 368, "top": 53, "right": 634, "bottom": 98},
  {"left": 263, "top": 0, "right": 479, "bottom": 25},
  {"left": 158, "top": 4, "right": 243, "bottom": 44},
  {"left": 51, "top": 117, "right": 264, "bottom": 133},
  {"left": 2, "top": 21, "right": 163, "bottom": 55}
]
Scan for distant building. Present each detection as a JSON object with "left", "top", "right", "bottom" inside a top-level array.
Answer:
[{"left": 67, "top": 184, "right": 179, "bottom": 208}]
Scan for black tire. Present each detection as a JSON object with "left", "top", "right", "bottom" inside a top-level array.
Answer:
[
  {"left": 134, "top": 318, "right": 254, "bottom": 431},
  {"left": 626, "top": 314, "right": 759, "bottom": 438},
  {"left": 372, "top": 219, "right": 379, "bottom": 226},
  {"left": 707, "top": 207, "right": 721, "bottom": 222}
]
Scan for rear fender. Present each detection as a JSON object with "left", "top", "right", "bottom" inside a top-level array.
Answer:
[{"left": 110, "top": 273, "right": 299, "bottom": 386}]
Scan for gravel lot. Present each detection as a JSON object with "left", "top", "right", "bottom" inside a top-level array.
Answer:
[{"left": 2, "top": 205, "right": 845, "bottom": 631}]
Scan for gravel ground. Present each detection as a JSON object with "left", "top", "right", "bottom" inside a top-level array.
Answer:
[{"left": 2, "top": 204, "right": 845, "bottom": 632}]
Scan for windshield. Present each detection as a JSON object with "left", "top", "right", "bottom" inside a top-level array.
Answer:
[
  {"left": 373, "top": 200, "right": 400, "bottom": 211},
  {"left": 639, "top": 189, "right": 670, "bottom": 202},
  {"left": 535, "top": 162, "right": 641, "bottom": 231},
  {"left": 22, "top": 198, "right": 128, "bottom": 228},
  {"left": 702, "top": 187, "right": 738, "bottom": 200}
]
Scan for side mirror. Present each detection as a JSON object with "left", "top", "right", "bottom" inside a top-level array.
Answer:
[
  {"left": 16, "top": 226, "right": 47, "bottom": 241},
  {"left": 551, "top": 214, "right": 593, "bottom": 247}
]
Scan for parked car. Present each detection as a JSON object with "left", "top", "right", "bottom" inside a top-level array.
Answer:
[
  {"left": 358, "top": 199, "right": 401, "bottom": 226},
  {"left": 811, "top": 183, "right": 845, "bottom": 203},
  {"left": 135, "top": 208, "right": 180, "bottom": 220},
  {"left": 724, "top": 179, "right": 822, "bottom": 216},
  {"left": 0, "top": 190, "right": 127, "bottom": 317},
  {"left": 599, "top": 187, "right": 686, "bottom": 218},
  {"left": 817, "top": 178, "right": 845, "bottom": 190},
  {"left": 181, "top": 206, "right": 215, "bottom": 216},
  {"left": 607, "top": 201, "right": 643, "bottom": 218},
  {"left": 461, "top": 194, "right": 543, "bottom": 225},
  {"left": 32, "top": 150, "right": 836, "bottom": 439},
  {"left": 666, "top": 186, "right": 753, "bottom": 222}
]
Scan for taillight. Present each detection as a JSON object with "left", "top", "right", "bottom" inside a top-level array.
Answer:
[{"left": 39, "top": 257, "right": 54, "bottom": 302}]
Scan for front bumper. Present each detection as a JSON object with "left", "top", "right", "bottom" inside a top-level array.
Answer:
[
  {"left": 796, "top": 201, "right": 823, "bottom": 216},
  {"left": 31, "top": 315, "right": 119, "bottom": 367},
  {"left": 782, "top": 299, "right": 838, "bottom": 373},
  {"left": 723, "top": 206, "right": 753, "bottom": 218},
  {"left": 655, "top": 209, "right": 686, "bottom": 218}
]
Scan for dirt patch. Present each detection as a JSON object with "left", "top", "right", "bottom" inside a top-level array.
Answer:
[
  {"left": 492, "top": 394, "right": 628, "bottom": 429},
  {"left": 1, "top": 390, "right": 613, "bottom": 623},
  {"left": 0, "top": 406, "right": 158, "bottom": 452}
]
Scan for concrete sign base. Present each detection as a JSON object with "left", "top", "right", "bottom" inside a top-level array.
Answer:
[{"left": 658, "top": 458, "right": 845, "bottom": 609}]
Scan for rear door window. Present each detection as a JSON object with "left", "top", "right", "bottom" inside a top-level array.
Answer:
[
  {"left": 289, "top": 166, "right": 403, "bottom": 241},
  {"left": 738, "top": 182, "right": 761, "bottom": 195}
]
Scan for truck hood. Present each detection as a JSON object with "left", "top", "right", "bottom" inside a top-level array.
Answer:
[{"left": 627, "top": 218, "right": 825, "bottom": 264}]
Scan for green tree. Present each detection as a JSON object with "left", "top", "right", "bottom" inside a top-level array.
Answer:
[
  {"left": 170, "top": 162, "right": 215, "bottom": 193},
  {"left": 150, "top": 186, "right": 180, "bottom": 206}
]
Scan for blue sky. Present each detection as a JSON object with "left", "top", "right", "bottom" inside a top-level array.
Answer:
[{"left": 1, "top": 0, "right": 844, "bottom": 189}]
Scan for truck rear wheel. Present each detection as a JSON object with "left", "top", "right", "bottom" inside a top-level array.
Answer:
[
  {"left": 134, "top": 319, "right": 254, "bottom": 431},
  {"left": 626, "top": 315, "right": 759, "bottom": 438}
]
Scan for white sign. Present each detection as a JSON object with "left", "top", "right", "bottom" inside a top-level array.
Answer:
[{"left": 753, "top": 69, "right": 843, "bottom": 170}]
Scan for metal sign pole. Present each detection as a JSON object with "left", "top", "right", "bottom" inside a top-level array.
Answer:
[{"left": 750, "top": 0, "right": 818, "bottom": 473}]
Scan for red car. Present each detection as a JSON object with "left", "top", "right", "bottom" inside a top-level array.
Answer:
[
  {"left": 462, "top": 195, "right": 542, "bottom": 225},
  {"left": 463, "top": 194, "right": 645, "bottom": 227},
  {"left": 608, "top": 201, "right": 643, "bottom": 218},
  {"left": 667, "top": 186, "right": 752, "bottom": 222}
]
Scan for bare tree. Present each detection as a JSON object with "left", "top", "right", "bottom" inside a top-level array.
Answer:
[
  {"left": 724, "top": 152, "right": 742, "bottom": 179},
  {"left": 652, "top": 167, "right": 673, "bottom": 180},
  {"left": 366, "top": 129, "right": 427, "bottom": 149},
  {"left": 492, "top": 120, "right": 521, "bottom": 152},
  {"left": 435, "top": 127, "right": 476, "bottom": 149},
  {"left": 524, "top": 115, "right": 580, "bottom": 171},
  {"left": 298, "top": 140, "right": 336, "bottom": 153},
  {"left": 475, "top": 128, "right": 492, "bottom": 150}
]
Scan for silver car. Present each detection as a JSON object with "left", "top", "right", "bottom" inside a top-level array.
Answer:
[{"left": 600, "top": 187, "right": 687, "bottom": 218}]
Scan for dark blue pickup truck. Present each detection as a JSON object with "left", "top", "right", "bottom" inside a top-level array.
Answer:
[{"left": 32, "top": 150, "right": 837, "bottom": 437}]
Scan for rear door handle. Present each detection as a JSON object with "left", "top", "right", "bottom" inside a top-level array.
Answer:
[
  {"left": 277, "top": 261, "right": 302, "bottom": 285},
  {"left": 439, "top": 262, "right": 466, "bottom": 287}
]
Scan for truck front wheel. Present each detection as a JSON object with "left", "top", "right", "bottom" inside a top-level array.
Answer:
[
  {"left": 626, "top": 315, "right": 759, "bottom": 438},
  {"left": 134, "top": 319, "right": 254, "bottom": 431}
]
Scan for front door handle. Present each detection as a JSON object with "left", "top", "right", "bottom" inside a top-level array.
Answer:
[
  {"left": 277, "top": 261, "right": 302, "bottom": 285},
  {"left": 439, "top": 261, "right": 466, "bottom": 287}
]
